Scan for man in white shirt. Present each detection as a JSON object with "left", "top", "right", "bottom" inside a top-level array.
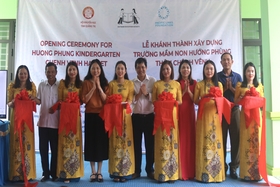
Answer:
[
  {"left": 37, "top": 62, "right": 59, "bottom": 182},
  {"left": 132, "top": 58, "right": 156, "bottom": 180}
]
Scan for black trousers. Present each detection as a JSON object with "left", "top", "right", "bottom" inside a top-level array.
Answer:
[
  {"left": 222, "top": 106, "right": 240, "bottom": 170},
  {"left": 132, "top": 113, "right": 154, "bottom": 175},
  {"left": 39, "top": 127, "right": 58, "bottom": 178}
]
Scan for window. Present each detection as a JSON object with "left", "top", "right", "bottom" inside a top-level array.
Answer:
[
  {"left": 0, "top": 20, "right": 15, "bottom": 78},
  {"left": 242, "top": 19, "right": 262, "bottom": 83}
]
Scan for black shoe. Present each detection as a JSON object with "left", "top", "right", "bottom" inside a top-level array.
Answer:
[
  {"left": 40, "top": 176, "right": 50, "bottom": 182},
  {"left": 90, "top": 173, "right": 97, "bottom": 182},
  {"left": 225, "top": 164, "right": 228, "bottom": 176},
  {"left": 97, "top": 173, "right": 104, "bottom": 182},
  {"left": 51, "top": 176, "right": 59, "bottom": 182},
  {"left": 147, "top": 172, "right": 154, "bottom": 180},
  {"left": 132, "top": 173, "right": 141, "bottom": 179},
  {"left": 230, "top": 169, "right": 238, "bottom": 179}
]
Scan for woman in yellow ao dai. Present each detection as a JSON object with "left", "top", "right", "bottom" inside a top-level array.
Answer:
[
  {"left": 57, "top": 62, "right": 84, "bottom": 182},
  {"left": 7, "top": 65, "right": 39, "bottom": 181},
  {"left": 193, "top": 60, "right": 225, "bottom": 183},
  {"left": 108, "top": 61, "right": 134, "bottom": 182},
  {"left": 234, "top": 62, "right": 264, "bottom": 181},
  {"left": 152, "top": 60, "right": 182, "bottom": 183}
]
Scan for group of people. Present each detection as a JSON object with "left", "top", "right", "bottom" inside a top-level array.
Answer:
[{"left": 6, "top": 52, "right": 265, "bottom": 184}]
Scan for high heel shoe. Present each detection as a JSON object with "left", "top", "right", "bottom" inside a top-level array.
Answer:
[
  {"left": 97, "top": 173, "right": 103, "bottom": 182},
  {"left": 90, "top": 173, "right": 97, "bottom": 182}
]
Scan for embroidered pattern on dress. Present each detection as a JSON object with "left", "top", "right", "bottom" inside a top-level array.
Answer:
[
  {"left": 247, "top": 161, "right": 260, "bottom": 180},
  {"left": 201, "top": 172, "right": 209, "bottom": 182},
  {"left": 114, "top": 113, "right": 133, "bottom": 175},
  {"left": 163, "top": 83, "right": 173, "bottom": 92},
  {"left": 205, "top": 152, "right": 222, "bottom": 178},
  {"left": 117, "top": 83, "right": 126, "bottom": 93},
  {"left": 63, "top": 150, "right": 80, "bottom": 176},
  {"left": 202, "top": 120, "right": 222, "bottom": 180},
  {"left": 13, "top": 128, "right": 32, "bottom": 181},
  {"left": 245, "top": 123, "right": 261, "bottom": 180},
  {"left": 116, "top": 150, "right": 132, "bottom": 175},
  {"left": 15, "top": 153, "right": 31, "bottom": 177},
  {"left": 162, "top": 152, "right": 178, "bottom": 178}
]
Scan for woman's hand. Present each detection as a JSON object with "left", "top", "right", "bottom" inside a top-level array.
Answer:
[
  {"left": 235, "top": 94, "right": 244, "bottom": 104},
  {"left": 29, "top": 94, "right": 40, "bottom": 104},
  {"left": 49, "top": 107, "right": 55, "bottom": 114},
  {"left": 238, "top": 94, "right": 244, "bottom": 101},
  {"left": 8, "top": 99, "right": 15, "bottom": 108},
  {"left": 94, "top": 76, "right": 101, "bottom": 89},
  {"left": 183, "top": 80, "right": 191, "bottom": 96}
]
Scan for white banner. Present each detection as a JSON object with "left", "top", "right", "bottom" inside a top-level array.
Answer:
[{"left": 16, "top": 0, "right": 242, "bottom": 150}]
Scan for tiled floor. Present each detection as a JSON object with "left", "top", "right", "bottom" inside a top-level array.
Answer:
[{"left": 2, "top": 152, "right": 279, "bottom": 187}]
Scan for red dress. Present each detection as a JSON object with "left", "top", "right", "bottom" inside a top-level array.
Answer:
[{"left": 178, "top": 79, "right": 197, "bottom": 180}]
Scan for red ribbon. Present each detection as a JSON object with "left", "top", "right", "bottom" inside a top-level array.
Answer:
[
  {"left": 58, "top": 92, "right": 80, "bottom": 135},
  {"left": 153, "top": 100, "right": 177, "bottom": 136},
  {"left": 158, "top": 91, "right": 175, "bottom": 101},
  {"left": 14, "top": 89, "right": 36, "bottom": 134},
  {"left": 153, "top": 91, "right": 178, "bottom": 136},
  {"left": 238, "top": 96, "right": 263, "bottom": 128},
  {"left": 238, "top": 87, "right": 261, "bottom": 128},
  {"left": 198, "top": 87, "right": 233, "bottom": 124},
  {"left": 50, "top": 102, "right": 61, "bottom": 112},
  {"left": 14, "top": 90, "right": 38, "bottom": 187},
  {"left": 106, "top": 93, "right": 122, "bottom": 103},
  {"left": 99, "top": 94, "right": 131, "bottom": 137},
  {"left": 238, "top": 88, "right": 279, "bottom": 186},
  {"left": 100, "top": 103, "right": 123, "bottom": 137}
]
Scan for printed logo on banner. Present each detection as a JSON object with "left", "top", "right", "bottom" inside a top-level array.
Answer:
[
  {"left": 81, "top": 6, "right": 96, "bottom": 28},
  {"left": 83, "top": 6, "right": 94, "bottom": 19},
  {"left": 117, "top": 8, "right": 140, "bottom": 28},
  {"left": 155, "top": 6, "right": 173, "bottom": 27}
]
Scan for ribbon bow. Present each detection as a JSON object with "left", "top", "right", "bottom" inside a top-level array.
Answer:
[
  {"left": 14, "top": 89, "right": 36, "bottom": 133},
  {"left": 106, "top": 94, "right": 122, "bottom": 103},
  {"left": 59, "top": 92, "right": 80, "bottom": 135},
  {"left": 158, "top": 91, "right": 175, "bottom": 101},
  {"left": 153, "top": 91, "right": 178, "bottom": 136},
  {"left": 100, "top": 94, "right": 131, "bottom": 137},
  {"left": 15, "top": 89, "right": 30, "bottom": 100},
  {"left": 238, "top": 87, "right": 262, "bottom": 128},
  {"left": 65, "top": 91, "right": 80, "bottom": 103},
  {"left": 198, "top": 86, "right": 233, "bottom": 124},
  {"left": 245, "top": 86, "right": 260, "bottom": 97}
]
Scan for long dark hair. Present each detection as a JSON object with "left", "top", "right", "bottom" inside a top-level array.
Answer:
[
  {"left": 177, "top": 59, "right": 194, "bottom": 84},
  {"left": 65, "top": 61, "right": 82, "bottom": 88},
  {"left": 84, "top": 59, "right": 108, "bottom": 91},
  {"left": 203, "top": 60, "right": 218, "bottom": 86},
  {"left": 13, "top": 65, "right": 32, "bottom": 90},
  {"left": 241, "top": 62, "right": 259, "bottom": 88},
  {"left": 113, "top": 60, "right": 129, "bottom": 80},
  {"left": 160, "top": 60, "right": 174, "bottom": 80}
]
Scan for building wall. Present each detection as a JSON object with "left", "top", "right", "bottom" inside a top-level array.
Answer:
[
  {"left": 0, "top": 0, "right": 261, "bottom": 19},
  {"left": 0, "top": 0, "right": 17, "bottom": 19},
  {"left": 240, "top": 0, "right": 260, "bottom": 18}
]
